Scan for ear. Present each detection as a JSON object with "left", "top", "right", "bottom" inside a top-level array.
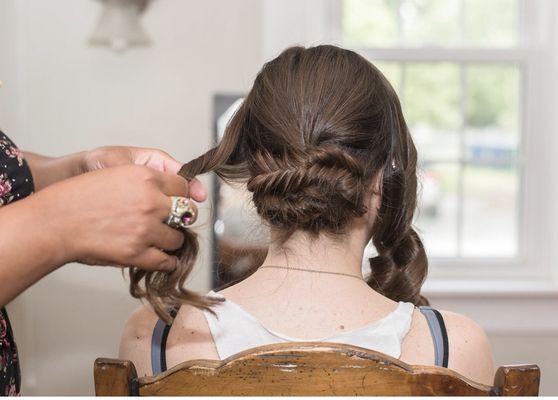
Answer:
[
  {"left": 370, "top": 171, "right": 382, "bottom": 205},
  {"left": 366, "top": 173, "right": 382, "bottom": 225}
]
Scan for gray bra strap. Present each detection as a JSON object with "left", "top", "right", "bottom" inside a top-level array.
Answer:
[
  {"left": 151, "top": 308, "right": 179, "bottom": 375},
  {"left": 151, "top": 318, "right": 170, "bottom": 375},
  {"left": 419, "top": 306, "right": 449, "bottom": 368}
]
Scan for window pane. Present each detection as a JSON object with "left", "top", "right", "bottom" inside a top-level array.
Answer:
[
  {"left": 465, "top": 64, "right": 519, "bottom": 165},
  {"left": 404, "top": 62, "right": 461, "bottom": 160},
  {"left": 464, "top": 0, "right": 518, "bottom": 47},
  {"left": 463, "top": 64, "right": 519, "bottom": 257},
  {"left": 343, "top": 0, "right": 398, "bottom": 47},
  {"left": 400, "top": 0, "right": 460, "bottom": 46},
  {"left": 462, "top": 165, "right": 518, "bottom": 257},
  {"left": 342, "top": 0, "right": 518, "bottom": 47},
  {"left": 415, "top": 162, "right": 459, "bottom": 257}
]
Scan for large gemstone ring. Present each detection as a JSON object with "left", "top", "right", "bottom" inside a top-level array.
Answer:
[{"left": 166, "top": 196, "right": 198, "bottom": 230}]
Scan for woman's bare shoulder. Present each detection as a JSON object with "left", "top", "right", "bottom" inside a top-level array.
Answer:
[
  {"left": 402, "top": 307, "right": 494, "bottom": 386},
  {"left": 119, "top": 304, "right": 159, "bottom": 377},
  {"left": 164, "top": 304, "right": 220, "bottom": 368},
  {"left": 441, "top": 310, "right": 495, "bottom": 386},
  {"left": 119, "top": 303, "right": 219, "bottom": 378}
]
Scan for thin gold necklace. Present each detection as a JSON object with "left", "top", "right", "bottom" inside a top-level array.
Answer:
[{"left": 259, "top": 265, "right": 363, "bottom": 281}]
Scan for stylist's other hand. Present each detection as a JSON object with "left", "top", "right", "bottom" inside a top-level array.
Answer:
[
  {"left": 81, "top": 146, "right": 207, "bottom": 201},
  {"left": 84, "top": 146, "right": 179, "bottom": 172},
  {"left": 32, "top": 165, "right": 201, "bottom": 272}
]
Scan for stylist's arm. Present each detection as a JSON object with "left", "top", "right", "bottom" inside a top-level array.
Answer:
[{"left": 0, "top": 146, "right": 206, "bottom": 308}]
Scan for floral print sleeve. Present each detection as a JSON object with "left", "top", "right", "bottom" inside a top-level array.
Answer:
[
  {"left": 0, "top": 130, "right": 34, "bottom": 396},
  {"left": 0, "top": 310, "right": 20, "bottom": 396}
]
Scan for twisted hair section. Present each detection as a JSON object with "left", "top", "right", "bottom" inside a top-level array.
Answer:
[
  {"left": 246, "top": 145, "right": 368, "bottom": 235},
  {"left": 128, "top": 45, "right": 429, "bottom": 322}
]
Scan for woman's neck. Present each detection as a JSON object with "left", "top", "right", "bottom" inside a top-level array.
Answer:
[
  {"left": 225, "top": 220, "right": 391, "bottom": 310},
  {"left": 260, "top": 224, "right": 370, "bottom": 278},
  {"left": 226, "top": 221, "right": 392, "bottom": 308}
]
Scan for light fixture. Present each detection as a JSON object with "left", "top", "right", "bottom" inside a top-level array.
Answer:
[{"left": 89, "top": 0, "right": 152, "bottom": 52}]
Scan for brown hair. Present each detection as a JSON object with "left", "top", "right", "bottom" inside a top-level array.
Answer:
[{"left": 129, "top": 45, "right": 428, "bottom": 322}]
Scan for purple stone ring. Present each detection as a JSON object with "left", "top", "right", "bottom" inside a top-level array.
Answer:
[{"left": 166, "top": 196, "right": 198, "bottom": 230}]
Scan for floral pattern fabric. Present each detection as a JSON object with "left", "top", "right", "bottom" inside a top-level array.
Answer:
[
  {"left": 0, "top": 130, "right": 34, "bottom": 396},
  {"left": 0, "top": 310, "right": 19, "bottom": 396}
]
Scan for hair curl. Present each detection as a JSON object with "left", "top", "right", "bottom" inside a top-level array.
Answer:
[{"left": 129, "top": 45, "right": 429, "bottom": 323}]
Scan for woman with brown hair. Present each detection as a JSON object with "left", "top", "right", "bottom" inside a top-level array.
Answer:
[{"left": 120, "top": 45, "right": 494, "bottom": 384}]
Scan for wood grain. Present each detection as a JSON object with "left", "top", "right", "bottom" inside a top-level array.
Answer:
[
  {"left": 94, "top": 358, "right": 138, "bottom": 396},
  {"left": 94, "top": 342, "right": 540, "bottom": 396},
  {"left": 493, "top": 365, "right": 540, "bottom": 396}
]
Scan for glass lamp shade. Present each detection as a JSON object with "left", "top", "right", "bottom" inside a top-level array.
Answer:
[{"left": 89, "top": 0, "right": 151, "bottom": 52}]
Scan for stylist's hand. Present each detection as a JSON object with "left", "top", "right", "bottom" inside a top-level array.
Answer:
[
  {"left": 25, "top": 146, "right": 204, "bottom": 193},
  {"left": 32, "top": 165, "right": 204, "bottom": 272},
  {"left": 81, "top": 146, "right": 186, "bottom": 175}
]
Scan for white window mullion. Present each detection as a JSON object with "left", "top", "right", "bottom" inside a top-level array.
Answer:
[
  {"left": 459, "top": 0, "right": 466, "bottom": 44},
  {"left": 456, "top": 63, "right": 467, "bottom": 257},
  {"left": 396, "top": 0, "right": 403, "bottom": 45}
]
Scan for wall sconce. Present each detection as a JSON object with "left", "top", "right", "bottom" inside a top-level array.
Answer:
[{"left": 89, "top": 0, "right": 152, "bottom": 52}]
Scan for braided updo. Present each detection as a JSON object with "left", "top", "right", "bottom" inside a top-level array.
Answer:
[
  {"left": 129, "top": 45, "right": 429, "bottom": 322},
  {"left": 246, "top": 145, "right": 368, "bottom": 235}
]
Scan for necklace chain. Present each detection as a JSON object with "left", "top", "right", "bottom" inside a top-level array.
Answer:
[{"left": 259, "top": 265, "right": 363, "bottom": 280}]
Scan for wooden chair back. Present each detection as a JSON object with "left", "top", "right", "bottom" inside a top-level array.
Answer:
[{"left": 94, "top": 342, "right": 540, "bottom": 396}]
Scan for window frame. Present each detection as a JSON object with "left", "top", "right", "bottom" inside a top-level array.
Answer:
[
  {"left": 325, "top": 0, "right": 551, "bottom": 279},
  {"left": 261, "top": 0, "right": 558, "bottom": 283}
]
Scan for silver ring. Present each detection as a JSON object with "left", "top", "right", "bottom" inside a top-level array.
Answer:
[{"left": 166, "top": 196, "right": 198, "bottom": 230}]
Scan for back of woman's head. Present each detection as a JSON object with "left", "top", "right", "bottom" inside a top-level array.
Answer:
[{"left": 129, "top": 45, "right": 428, "bottom": 322}]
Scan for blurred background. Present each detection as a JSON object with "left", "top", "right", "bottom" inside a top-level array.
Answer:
[{"left": 1, "top": 0, "right": 557, "bottom": 395}]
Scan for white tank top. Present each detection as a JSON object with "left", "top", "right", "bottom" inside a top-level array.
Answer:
[{"left": 202, "top": 290, "right": 415, "bottom": 360}]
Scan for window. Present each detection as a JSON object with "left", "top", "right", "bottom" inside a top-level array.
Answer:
[{"left": 338, "top": 0, "right": 523, "bottom": 260}]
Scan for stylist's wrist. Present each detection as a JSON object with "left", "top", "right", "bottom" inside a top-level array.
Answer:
[
  {"left": 24, "top": 151, "right": 87, "bottom": 191},
  {"left": 80, "top": 145, "right": 186, "bottom": 176},
  {"left": 51, "top": 151, "right": 88, "bottom": 185},
  {"left": 22, "top": 190, "right": 75, "bottom": 269},
  {"left": 71, "top": 150, "right": 89, "bottom": 176}
]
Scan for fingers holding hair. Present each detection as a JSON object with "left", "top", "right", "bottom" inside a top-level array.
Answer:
[
  {"left": 150, "top": 224, "right": 185, "bottom": 252},
  {"left": 152, "top": 170, "right": 206, "bottom": 202},
  {"left": 132, "top": 247, "right": 179, "bottom": 272}
]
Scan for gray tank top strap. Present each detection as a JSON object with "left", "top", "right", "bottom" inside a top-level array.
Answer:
[
  {"left": 419, "top": 306, "right": 449, "bottom": 368},
  {"left": 150, "top": 309, "right": 178, "bottom": 375}
]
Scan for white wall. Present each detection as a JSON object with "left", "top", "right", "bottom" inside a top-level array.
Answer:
[
  {"left": 1, "top": 0, "right": 261, "bottom": 395},
  {"left": 0, "top": 0, "right": 20, "bottom": 133}
]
